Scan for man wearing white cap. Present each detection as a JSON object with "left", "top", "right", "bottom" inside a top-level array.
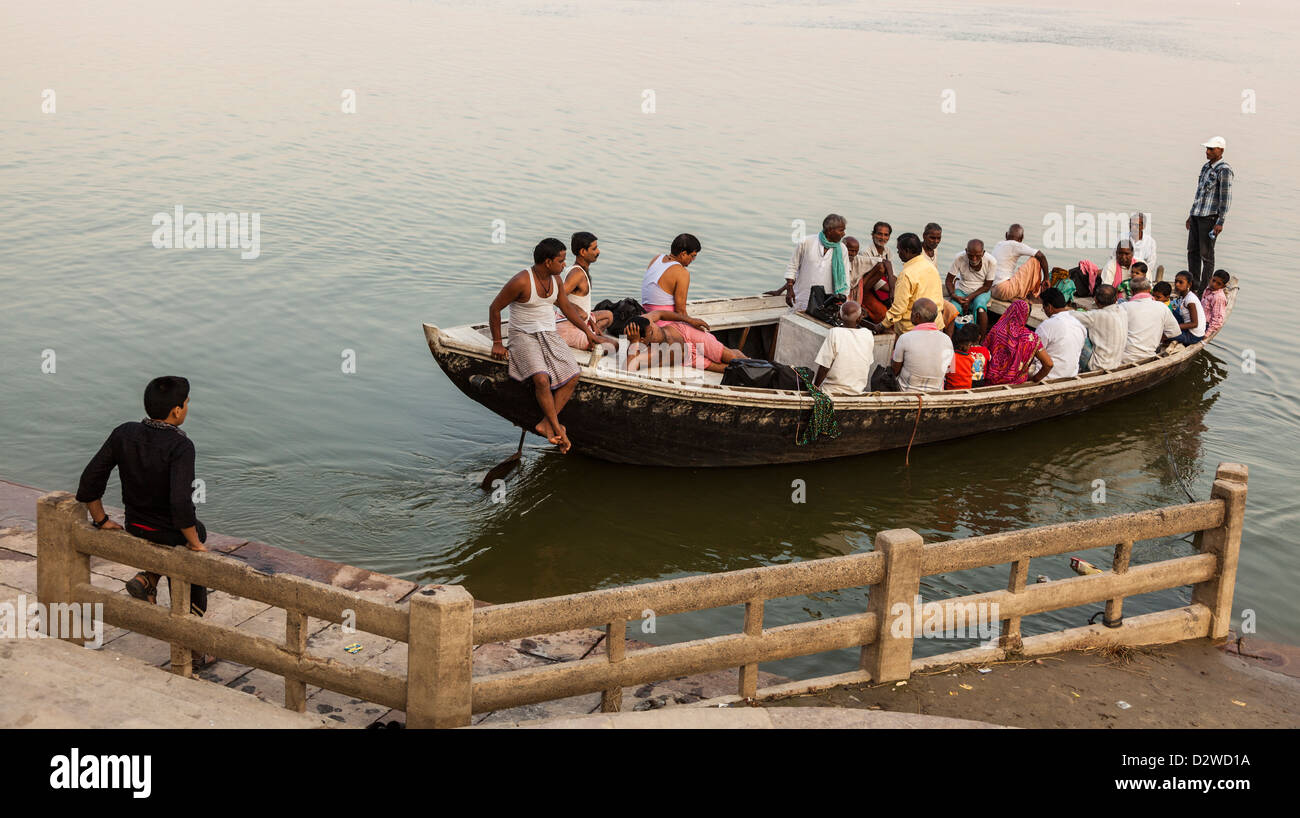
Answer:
[{"left": 1186, "top": 136, "right": 1233, "bottom": 294}]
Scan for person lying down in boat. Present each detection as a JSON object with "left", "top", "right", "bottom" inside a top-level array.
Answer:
[{"left": 622, "top": 313, "right": 746, "bottom": 373}]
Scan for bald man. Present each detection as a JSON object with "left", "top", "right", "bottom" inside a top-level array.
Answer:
[
  {"left": 990, "top": 224, "right": 1050, "bottom": 301},
  {"left": 813, "top": 300, "right": 879, "bottom": 395}
]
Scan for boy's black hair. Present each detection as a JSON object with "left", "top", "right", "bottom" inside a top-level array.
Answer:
[
  {"left": 1132, "top": 261, "right": 1148, "bottom": 275},
  {"left": 533, "top": 237, "right": 566, "bottom": 265},
  {"left": 624, "top": 316, "right": 650, "bottom": 335},
  {"left": 953, "top": 323, "right": 980, "bottom": 348},
  {"left": 144, "top": 376, "right": 190, "bottom": 420},
  {"left": 1212, "top": 269, "right": 1231, "bottom": 284},
  {"left": 1153, "top": 281, "right": 1173, "bottom": 298}
]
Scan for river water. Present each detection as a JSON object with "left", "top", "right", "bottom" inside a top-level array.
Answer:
[{"left": 3, "top": 0, "right": 1297, "bottom": 678}]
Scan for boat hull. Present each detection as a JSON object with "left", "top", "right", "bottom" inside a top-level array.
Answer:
[
  {"left": 425, "top": 288, "right": 1235, "bottom": 467},
  {"left": 428, "top": 337, "right": 1198, "bottom": 467}
]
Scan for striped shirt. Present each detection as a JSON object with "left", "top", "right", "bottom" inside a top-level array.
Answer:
[{"left": 1189, "top": 159, "right": 1234, "bottom": 225}]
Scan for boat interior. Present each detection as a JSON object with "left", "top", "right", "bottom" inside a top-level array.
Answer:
[{"left": 444, "top": 293, "right": 1103, "bottom": 390}]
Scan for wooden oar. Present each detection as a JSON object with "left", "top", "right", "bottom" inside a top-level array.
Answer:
[{"left": 481, "top": 428, "right": 526, "bottom": 491}]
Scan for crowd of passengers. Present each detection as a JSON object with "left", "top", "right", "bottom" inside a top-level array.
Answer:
[{"left": 488, "top": 222, "right": 1230, "bottom": 451}]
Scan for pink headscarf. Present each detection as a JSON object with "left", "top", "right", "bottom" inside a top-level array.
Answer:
[{"left": 985, "top": 299, "right": 1043, "bottom": 385}]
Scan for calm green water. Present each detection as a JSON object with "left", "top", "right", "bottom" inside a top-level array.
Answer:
[{"left": 3, "top": 0, "right": 1298, "bottom": 678}]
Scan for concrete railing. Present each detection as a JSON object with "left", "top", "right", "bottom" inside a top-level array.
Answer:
[{"left": 37, "top": 462, "right": 1247, "bottom": 728}]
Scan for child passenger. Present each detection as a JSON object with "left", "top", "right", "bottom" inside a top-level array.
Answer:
[{"left": 945, "top": 323, "right": 991, "bottom": 389}]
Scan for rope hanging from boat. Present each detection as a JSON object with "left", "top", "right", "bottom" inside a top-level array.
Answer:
[
  {"left": 793, "top": 366, "right": 840, "bottom": 446},
  {"left": 904, "top": 393, "right": 923, "bottom": 467}
]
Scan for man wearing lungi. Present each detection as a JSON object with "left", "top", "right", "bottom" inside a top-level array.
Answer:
[{"left": 489, "top": 237, "right": 603, "bottom": 453}]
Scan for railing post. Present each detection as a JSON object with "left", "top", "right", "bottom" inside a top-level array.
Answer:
[
  {"left": 738, "top": 598, "right": 764, "bottom": 699},
  {"left": 285, "top": 610, "right": 308, "bottom": 711},
  {"left": 36, "top": 492, "right": 91, "bottom": 646},
  {"left": 1103, "top": 540, "right": 1134, "bottom": 627},
  {"left": 862, "top": 529, "right": 923, "bottom": 683},
  {"left": 170, "top": 577, "right": 193, "bottom": 677},
  {"left": 1191, "top": 463, "right": 1248, "bottom": 640},
  {"left": 407, "top": 585, "right": 474, "bottom": 729},
  {"left": 999, "top": 559, "right": 1029, "bottom": 654},
  {"left": 600, "top": 620, "right": 626, "bottom": 712}
]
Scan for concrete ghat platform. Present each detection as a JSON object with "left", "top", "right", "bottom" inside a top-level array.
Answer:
[
  {"left": 0, "top": 636, "right": 330, "bottom": 729},
  {"left": 0, "top": 479, "right": 784, "bottom": 728}
]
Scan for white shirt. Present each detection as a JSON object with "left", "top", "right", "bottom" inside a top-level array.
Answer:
[
  {"left": 814, "top": 326, "right": 877, "bottom": 396},
  {"left": 1121, "top": 295, "right": 1181, "bottom": 364},
  {"left": 947, "top": 251, "right": 996, "bottom": 294},
  {"left": 1070, "top": 303, "right": 1128, "bottom": 371},
  {"left": 891, "top": 328, "right": 955, "bottom": 392},
  {"left": 851, "top": 244, "right": 892, "bottom": 293},
  {"left": 786, "top": 235, "right": 848, "bottom": 312},
  {"left": 990, "top": 239, "right": 1038, "bottom": 284},
  {"left": 1174, "top": 290, "right": 1207, "bottom": 337},
  {"left": 1033, "top": 311, "right": 1087, "bottom": 379},
  {"left": 1113, "top": 230, "right": 1157, "bottom": 272}
]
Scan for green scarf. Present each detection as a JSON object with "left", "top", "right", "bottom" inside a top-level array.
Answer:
[{"left": 819, "top": 232, "right": 847, "bottom": 295}]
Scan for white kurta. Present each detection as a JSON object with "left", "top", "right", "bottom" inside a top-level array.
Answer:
[{"left": 786, "top": 235, "right": 848, "bottom": 312}]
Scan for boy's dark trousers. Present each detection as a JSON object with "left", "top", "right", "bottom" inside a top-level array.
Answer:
[{"left": 126, "top": 519, "right": 208, "bottom": 616}]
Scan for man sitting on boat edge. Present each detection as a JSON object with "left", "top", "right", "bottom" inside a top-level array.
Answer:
[
  {"left": 554, "top": 230, "right": 616, "bottom": 351},
  {"left": 489, "top": 237, "right": 603, "bottom": 453}
]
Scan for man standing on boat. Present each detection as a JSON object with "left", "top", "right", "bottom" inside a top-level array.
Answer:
[
  {"left": 880, "top": 233, "right": 946, "bottom": 334},
  {"left": 1186, "top": 136, "right": 1233, "bottom": 294},
  {"left": 489, "top": 237, "right": 602, "bottom": 453},
  {"left": 769, "top": 214, "right": 850, "bottom": 311}
]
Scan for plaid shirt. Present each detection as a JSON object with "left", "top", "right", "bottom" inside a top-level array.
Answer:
[{"left": 1189, "top": 159, "right": 1233, "bottom": 225}]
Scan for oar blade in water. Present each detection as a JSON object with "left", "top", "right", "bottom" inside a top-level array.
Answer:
[{"left": 480, "top": 428, "right": 527, "bottom": 491}]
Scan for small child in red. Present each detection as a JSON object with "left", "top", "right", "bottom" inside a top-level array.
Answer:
[{"left": 946, "top": 323, "right": 990, "bottom": 389}]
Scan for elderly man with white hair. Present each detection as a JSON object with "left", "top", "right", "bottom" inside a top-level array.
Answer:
[
  {"left": 889, "top": 298, "right": 955, "bottom": 392},
  {"left": 1120, "top": 276, "right": 1180, "bottom": 364},
  {"left": 812, "top": 300, "right": 878, "bottom": 396},
  {"left": 1116, "top": 212, "right": 1157, "bottom": 272},
  {"left": 770, "top": 213, "right": 850, "bottom": 311}
]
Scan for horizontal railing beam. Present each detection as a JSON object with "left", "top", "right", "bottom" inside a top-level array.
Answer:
[
  {"left": 921, "top": 500, "right": 1223, "bottom": 575},
  {"left": 474, "top": 552, "right": 885, "bottom": 644},
  {"left": 472, "top": 612, "right": 877, "bottom": 713},
  {"left": 79, "top": 584, "right": 407, "bottom": 710},
  {"left": 68, "top": 522, "right": 409, "bottom": 643}
]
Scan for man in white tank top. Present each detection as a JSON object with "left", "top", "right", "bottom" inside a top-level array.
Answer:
[
  {"left": 641, "top": 233, "right": 702, "bottom": 318},
  {"left": 488, "top": 237, "right": 602, "bottom": 453},
  {"left": 555, "top": 231, "right": 615, "bottom": 349}
]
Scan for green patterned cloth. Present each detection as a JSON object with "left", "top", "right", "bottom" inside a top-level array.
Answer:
[{"left": 794, "top": 366, "right": 840, "bottom": 445}]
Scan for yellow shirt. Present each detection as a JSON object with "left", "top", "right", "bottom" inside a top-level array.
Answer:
[{"left": 883, "top": 254, "right": 946, "bottom": 332}]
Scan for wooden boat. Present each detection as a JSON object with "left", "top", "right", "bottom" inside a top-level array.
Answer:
[{"left": 423, "top": 286, "right": 1238, "bottom": 467}]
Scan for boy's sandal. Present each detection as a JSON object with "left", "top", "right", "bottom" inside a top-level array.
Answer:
[
  {"left": 192, "top": 653, "right": 218, "bottom": 671},
  {"left": 125, "top": 573, "right": 158, "bottom": 605}
]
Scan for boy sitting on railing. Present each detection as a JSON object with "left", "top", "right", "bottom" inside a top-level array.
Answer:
[{"left": 75, "top": 375, "right": 216, "bottom": 668}]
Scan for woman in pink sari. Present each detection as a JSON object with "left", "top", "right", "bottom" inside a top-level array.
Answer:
[{"left": 984, "top": 299, "right": 1053, "bottom": 384}]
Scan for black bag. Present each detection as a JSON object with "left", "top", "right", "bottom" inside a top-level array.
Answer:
[
  {"left": 594, "top": 298, "right": 646, "bottom": 336},
  {"left": 805, "top": 286, "right": 846, "bottom": 326},
  {"left": 721, "top": 358, "right": 806, "bottom": 391}
]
